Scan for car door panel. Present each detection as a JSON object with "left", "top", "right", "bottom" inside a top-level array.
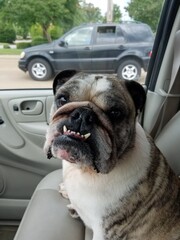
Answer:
[
  {"left": 0, "top": 103, "right": 24, "bottom": 149},
  {"left": 53, "top": 45, "right": 92, "bottom": 71},
  {"left": 0, "top": 89, "right": 61, "bottom": 220},
  {"left": 91, "top": 44, "right": 125, "bottom": 71},
  {"left": 91, "top": 25, "right": 125, "bottom": 72}
]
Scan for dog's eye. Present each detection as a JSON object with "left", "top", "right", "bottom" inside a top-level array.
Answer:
[
  {"left": 107, "top": 109, "right": 123, "bottom": 121},
  {"left": 56, "top": 95, "right": 69, "bottom": 107}
]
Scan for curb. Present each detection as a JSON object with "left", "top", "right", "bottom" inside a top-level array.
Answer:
[{"left": 0, "top": 55, "right": 19, "bottom": 59}]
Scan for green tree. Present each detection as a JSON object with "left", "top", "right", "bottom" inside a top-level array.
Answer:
[
  {"left": 72, "top": 2, "right": 87, "bottom": 26},
  {"left": 80, "top": 2, "right": 103, "bottom": 23},
  {"left": 126, "top": 0, "right": 164, "bottom": 32},
  {"left": 71, "top": 1, "right": 104, "bottom": 26},
  {"left": 0, "top": 0, "right": 16, "bottom": 43},
  {"left": 2, "top": 0, "right": 78, "bottom": 42},
  {"left": 63, "top": 0, "right": 80, "bottom": 30},
  {"left": 0, "top": 0, "right": 5, "bottom": 18},
  {"left": 101, "top": 4, "right": 122, "bottom": 23},
  {"left": 113, "top": 4, "right": 122, "bottom": 22},
  {"left": 0, "top": 0, "right": 4, "bottom": 8},
  {"left": 0, "top": 24, "right": 16, "bottom": 43}
]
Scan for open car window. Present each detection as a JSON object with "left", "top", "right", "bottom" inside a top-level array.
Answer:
[{"left": 0, "top": 1, "right": 164, "bottom": 88}]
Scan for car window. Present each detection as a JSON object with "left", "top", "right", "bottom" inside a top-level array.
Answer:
[
  {"left": 64, "top": 26, "right": 93, "bottom": 46},
  {"left": 0, "top": 1, "right": 164, "bottom": 89},
  {"left": 96, "top": 26, "right": 116, "bottom": 44},
  {"left": 120, "top": 24, "right": 154, "bottom": 42}
]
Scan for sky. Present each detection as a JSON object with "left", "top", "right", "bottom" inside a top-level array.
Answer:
[{"left": 85, "top": 0, "right": 131, "bottom": 20}]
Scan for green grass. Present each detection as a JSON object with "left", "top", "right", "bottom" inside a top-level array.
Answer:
[{"left": 0, "top": 48, "right": 22, "bottom": 55}]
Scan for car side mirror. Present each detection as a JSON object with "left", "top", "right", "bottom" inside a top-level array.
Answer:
[{"left": 59, "top": 40, "right": 68, "bottom": 47}]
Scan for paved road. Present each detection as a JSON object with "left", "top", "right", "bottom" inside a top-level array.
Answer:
[
  {"left": 0, "top": 55, "right": 146, "bottom": 89},
  {"left": 0, "top": 55, "right": 52, "bottom": 89}
]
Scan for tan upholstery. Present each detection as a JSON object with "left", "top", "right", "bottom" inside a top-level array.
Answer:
[
  {"left": 14, "top": 169, "right": 93, "bottom": 240},
  {"left": 155, "top": 111, "right": 180, "bottom": 175}
]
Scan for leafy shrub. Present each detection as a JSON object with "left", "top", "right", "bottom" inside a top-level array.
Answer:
[
  {"left": 3, "top": 44, "right": 11, "bottom": 49},
  {"left": 30, "top": 24, "right": 43, "bottom": 39},
  {"left": 49, "top": 25, "right": 63, "bottom": 40},
  {"left": 16, "top": 42, "right": 32, "bottom": 49},
  {"left": 0, "top": 25, "right": 16, "bottom": 43},
  {"left": 14, "top": 24, "right": 30, "bottom": 40},
  {"left": 31, "top": 37, "right": 48, "bottom": 46}
]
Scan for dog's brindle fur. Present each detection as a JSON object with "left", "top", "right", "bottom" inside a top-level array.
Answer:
[{"left": 44, "top": 70, "right": 180, "bottom": 240}]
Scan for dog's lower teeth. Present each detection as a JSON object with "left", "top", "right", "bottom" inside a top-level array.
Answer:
[{"left": 62, "top": 125, "right": 91, "bottom": 140}]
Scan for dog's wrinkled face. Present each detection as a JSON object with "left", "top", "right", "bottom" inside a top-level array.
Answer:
[{"left": 44, "top": 70, "right": 146, "bottom": 174}]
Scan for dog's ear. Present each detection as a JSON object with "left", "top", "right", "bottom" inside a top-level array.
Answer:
[
  {"left": 53, "top": 70, "right": 77, "bottom": 95},
  {"left": 124, "top": 80, "right": 146, "bottom": 115}
]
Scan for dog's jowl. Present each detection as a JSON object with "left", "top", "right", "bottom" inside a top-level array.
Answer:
[{"left": 44, "top": 70, "right": 180, "bottom": 240}]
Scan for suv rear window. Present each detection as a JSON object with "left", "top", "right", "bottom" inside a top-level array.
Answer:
[{"left": 121, "top": 24, "right": 154, "bottom": 42}]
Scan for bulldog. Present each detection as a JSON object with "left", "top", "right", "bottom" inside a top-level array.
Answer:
[{"left": 44, "top": 70, "right": 180, "bottom": 240}]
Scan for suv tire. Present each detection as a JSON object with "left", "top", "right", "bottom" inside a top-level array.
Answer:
[
  {"left": 117, "top": 60, "right": 141, "bottom": 81},
  {"left": 28, "top": 58, "right": 53, "bottom": 81}
]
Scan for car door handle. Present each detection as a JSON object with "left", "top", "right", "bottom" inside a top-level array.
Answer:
[
  {"left": 20, "top": 100, "right": 43, "bottom": 115},
  {"left": 118, "top": 45, "right": 126, "bottom": 50},
  {"left": 84, "top": 46, "right": 91, "bottom": 50}
]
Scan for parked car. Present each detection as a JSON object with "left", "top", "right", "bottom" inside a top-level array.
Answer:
[{"left": 18, "top": 22, "right": 154, "bottom": 81}]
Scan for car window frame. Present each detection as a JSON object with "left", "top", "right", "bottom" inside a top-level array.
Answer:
[{"left": 145, "top": 0, "right": 180, "bottom": 91}]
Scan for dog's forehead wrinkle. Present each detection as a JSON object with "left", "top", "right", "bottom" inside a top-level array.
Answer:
[
  {"left": 105, "top": 93, "right": 128, "bottom": 110},
  {"left": 60, "top": 74, "right": 113, "bottom": 104},
  {"left": 73, "top": 74, "right": 111, "bottom": 90},
  {"left": 57, "top": 82, "right": 78, "bottom": 96},
  {"left": 93, "top": 76, "right": 112, "bottom": 93}
]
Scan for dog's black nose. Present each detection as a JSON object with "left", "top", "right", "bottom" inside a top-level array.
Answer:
[{"left": 70, "top": 107, "right": 96, "bottom": 134}]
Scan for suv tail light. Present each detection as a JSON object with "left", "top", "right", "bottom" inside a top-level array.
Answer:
[{"left": 148, "top": 50, "right": 152, "bottom": 57}]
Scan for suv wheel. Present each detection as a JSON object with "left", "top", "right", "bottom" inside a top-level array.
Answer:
[
  {"left": 117, "top": 60, "right": 141, "bottom": 81},
  {"left": 28, "top": 58, "right": 53, "bottom": 81}
]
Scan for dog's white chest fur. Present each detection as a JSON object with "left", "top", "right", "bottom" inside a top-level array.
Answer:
[{"left": 63, "top": 123, "right": 151, "bottom": 239}]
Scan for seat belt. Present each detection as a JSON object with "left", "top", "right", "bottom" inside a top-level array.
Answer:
[
  {"left": 170, "top": 30, "right": 180, "bottom": 90},
  {"left": 150, "top": 30, "right": 180, "bottom": 139}
]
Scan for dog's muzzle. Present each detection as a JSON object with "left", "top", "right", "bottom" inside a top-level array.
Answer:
[{"left": 69, "top": 107, "right": 97, "bottom": 135}]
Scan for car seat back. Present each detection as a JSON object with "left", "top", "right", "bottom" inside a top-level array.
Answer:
[{"left": 155, "top": 111, "right": 180, "bottom": 175}]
